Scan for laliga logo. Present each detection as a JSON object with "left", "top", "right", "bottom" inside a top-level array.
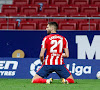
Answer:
[
  {"left": 66, "top": 63, "right": 92, "bottom": 76},
  {"left": 30, "top": 59, "right": 42, "bottom": 76}
]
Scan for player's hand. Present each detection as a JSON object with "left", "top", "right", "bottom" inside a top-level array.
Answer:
[
  {"left": 62, "top": 53, "right": 65, "bottom": 57},
  {"left": 62, "top": 53, "right": 68, "bottom": 58}
]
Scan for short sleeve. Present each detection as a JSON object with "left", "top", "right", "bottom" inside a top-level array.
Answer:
[
  {"left": 41, "top": 37, "right": 47, "bottom": 48},
  {"left": 63, "top": 37, "right": 68, "bottom": 48}
]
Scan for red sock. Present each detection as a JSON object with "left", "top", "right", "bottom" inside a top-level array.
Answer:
[
  {"left": 66, "top": 78, "right": 74, "bottom": 83},
  {"left": 33, "top": 78, "right": 47, "bottom": 83}
]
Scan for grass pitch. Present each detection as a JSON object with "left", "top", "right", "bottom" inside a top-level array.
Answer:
[{"left": 0, "top": 79, "right": 100, "bottom": 90}]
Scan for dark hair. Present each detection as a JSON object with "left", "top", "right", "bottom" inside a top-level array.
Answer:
[{"left": 48, "top": 22, "right": 58, "bottom": 30}]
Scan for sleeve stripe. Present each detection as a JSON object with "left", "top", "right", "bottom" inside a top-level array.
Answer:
[
  {"left": 65, "top": 38, "right": 68, "bottom": 48},
  {"left": 42, "top": 37, "right": 47, "bottom": 48}
]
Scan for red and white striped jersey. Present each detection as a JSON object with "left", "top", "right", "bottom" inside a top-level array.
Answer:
[{"left": 41, "top": 33, "right": 68, "bottom": 65}]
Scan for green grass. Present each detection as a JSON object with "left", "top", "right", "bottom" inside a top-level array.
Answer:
[{"left": 0, "top": 79, "right": 100, "bottom": 90}]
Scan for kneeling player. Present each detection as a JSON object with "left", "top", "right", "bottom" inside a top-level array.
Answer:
[{"left": 32, "top": 22, "right": 74, "bottom": 84}]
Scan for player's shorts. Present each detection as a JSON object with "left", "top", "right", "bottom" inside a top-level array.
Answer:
[{"left": 36, "top": 64, "right": 71, "bottom": 79}]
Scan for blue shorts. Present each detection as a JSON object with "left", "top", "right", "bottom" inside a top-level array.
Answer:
[{"left": 36, "top": 64, "right": 71, "bottom": 79}]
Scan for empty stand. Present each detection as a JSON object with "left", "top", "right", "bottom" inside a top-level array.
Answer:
[
  {"left": 1, "top": 0, "right": 99, "bottom": 31},
  {"left": 51, "top": 0, "right": 69, "bottom": 6},
  {"left": 19, "top": 21, "right": 37, "bottom": 30},
  {"left": 0, "top": 21, "right": 17, "bottom": 30},
  {"left": 31, "top": 0, "right": 49, "bottom": 5},
  {"left": 21, "top": 5, "right": 39, "bottom": 16},
  {"left": 29, "top": 13, "right": 47, "bottom": 22},
  {"left": 59, "top": 22, "right": 77, "bottom": 30},
  {"left": 0, "top": 13, "right": 7, "bottom": 22},
  {"left": 8, "top": 13, "right": 26, "bottom": 21},
  {"left": 90, "top": 13, "right": 100, "bottom": 23},
  {"left": 38, "top": 21, "right": 48, "bottom": 30},
  {"left": 13, "top": 0, "right": 29, "bottom": 5},
  {"left": 78, "top": 22, "right": 97, "bottom": 30},
  {"left": 2, "top": 5, "right": 18, "bottom": 15},
  {"left": 61, "top": 5, "right": 79, "bottom": 15},
  {"left": 98, "top": 23, "right": 100, "bottom": 30},
  {"left": 72, "top": 0, "right": 89, "bottom": 6},
  {"left": 49, "top": 13, "right": 67, "bottom": 22},
  {"left": 69, "top": 13, "right": 88, "bottom": 22},
  {"left": 91, "top": 0, "right": 100, "bottom": 5},
  {"left": 81, "top": 5, "right": 99, "bottom": 16},
  {"left": 42, "top": 5, "right": 59, "bottom": 14},
  {"left": 29, "top": 13, "right": 48, "bottom": 17}
]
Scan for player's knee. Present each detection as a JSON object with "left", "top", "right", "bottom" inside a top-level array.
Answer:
[
  {"left": 31, "top": 78, "right": 35, "bottom": 83},
  {"left": 31, "top": 74, "right": 43, "bottom": 83},
  {"left": 67, "top": 74, "right": 74, "bottom": 80}
]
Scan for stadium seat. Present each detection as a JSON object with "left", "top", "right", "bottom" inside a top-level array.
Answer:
[
  {"left": 81, "top": 5, "right": 99, "bottom": 16},
  {"left": 98, "top": 23, "right": 100, "bottom": 30},
  {"left": 29, "top": 13, "right": 48, "bottom": 22},
  {"left": 90, "top": 21, "right": 99, "bottom": 30},
  {"left": 69, "top": 13, "right": 88, "bottom": 22},
  {"left": 78, "top": 22, "right": 97, "bottom": 30},
  {"left": 61, "top": 5, "right": 79, "bottom": 15},
  {"left": 91, "top": 0, "right": 100, "bottom": 5},
  {"left": 90, "top": 13, "right": 100, "bottom": 23},
  {"left": 59, "top": 22, "right": 77, "bottom": 30},
  {"left": 0, "top": 21, "right": 17, "bottom": 30},
  {"left": 38, "top": 21, "right": 48, "bottom": 30},
  {"left": 29, "top": 13, "right": 48, "bottom": 17},
  {"left": 0, "top": 13, "right": 7, "bottom": 22},
  {"left": 8, "top": 13, "right": 27, "bottom": 28},
  {"left": 8, "top": 13, "right": 26, "bottom": 21},
  {"left": 1, "top": 5, "right": 18, "bottom": 15},
  {"left": 19, "top": 21, "right": 37, "bottom": 30},
  {"left": 72, "top": 0, "right": 89, "bottom": 6},
  {"left": 49, "top": 13, "right": 67, "bottom": 22},
  {"left": 13, "top": 0, "right": 29, "bottom": 5},
  {"left": 51, "top": 0, "right": 69, "bottom": 6},
  {"left": 42, "top": 5, "right": 59, "bottom": 14},
  {"left": 21, "top": 5, "right": 40, "bottom": 16},
  {"left": 31, "top": 0, "right": 50, "bottom": 5}
]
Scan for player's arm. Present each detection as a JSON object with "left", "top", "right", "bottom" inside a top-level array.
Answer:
[
  {"left": 40, "top": 37, "right": 47, "bottom": 63},
  {"left": 62, "top": 48, "right": 69, "bottom": 58},
  {"left": 62, "top": 37, "right": 69, "bottom": 58},
  {"left": 39, "top": 48, "right": 46, "bottom": 63}
]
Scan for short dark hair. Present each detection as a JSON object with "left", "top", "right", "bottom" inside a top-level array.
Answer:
[{"left": 48, "top": 22, "right": 58, "bottom": 30}]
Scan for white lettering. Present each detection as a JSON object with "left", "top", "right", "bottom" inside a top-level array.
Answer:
[
  {"left": 83, "top": 66, "right": 91, "bottom": 74},
  {"left": 4, "top": 61, "right": 18, "bottom": 69},
  {"left": 0, "top": 61, "right": 18, "bottom": 70},
  {"left": 0, "top": 71, "right": 16, "bottom": 76},
  {"left": 66, "top": 63, "right": 91, "bottom": 76},
  {"left": 0, "top": 61, "right": 5, "bottom": 69},
  {"left": 0, "top": 61, "right": 18, "bottom": 76},
  {"left": 75, "top": 66, "right": 83, "bottom": 76},
  {"left": 49, "top": 36, "right": 63, "bottom": 40},
  {"left": 0, "top": 71, "right": 5, "bottom": 76},
  {"left": 72, "top": 63, "right": 76, "bottom": 73},
  {"left": 76, "top": 35, "right": 100, "bottom": 59}
]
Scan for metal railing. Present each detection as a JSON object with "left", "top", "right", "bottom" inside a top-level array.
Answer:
[{"left": 0, "top": 16, "right": 100, "bottom": 30}]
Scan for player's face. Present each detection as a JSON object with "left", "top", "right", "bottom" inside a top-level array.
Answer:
[{"left": 46, "top": 24, "right": 51, "bottom": 35}]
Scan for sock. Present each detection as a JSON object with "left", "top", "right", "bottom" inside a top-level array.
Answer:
[
  {"left": 33, "top": 78, "right": 47, "bottom": 83},
  {"left": 66, "top": 78, "right": 74, "bottom": 83}
]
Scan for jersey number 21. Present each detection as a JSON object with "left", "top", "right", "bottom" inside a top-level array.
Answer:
[{"left": 50, "top": 40, "right": 63, "bottom": 53}]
